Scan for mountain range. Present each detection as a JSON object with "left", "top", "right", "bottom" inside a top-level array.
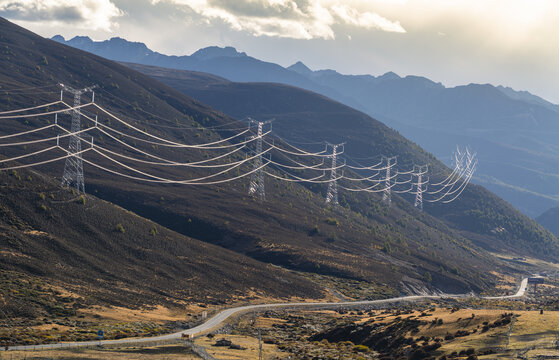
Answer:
[
  {"left": 52, "top": 35, "right": 559, "bottom": 219},
  {"left": 0, "top": 17, "right": 557, "bottom": 324}
]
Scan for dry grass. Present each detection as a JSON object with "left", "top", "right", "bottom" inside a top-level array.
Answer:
[
  {"left": 411, "top": 308, "right": 559, "bottom": 357},
  {"left": 254, "top": 316, "right": 287, "bottom": 329},
  {"left": 4, "top": 344, "right": 201, "bottom": 359},
  {"left": 507, "top": 310, "right": 559, "bottom": 350},
  {"left": 78, "top": 305, "right": 194, "bottom": 323},
  {"left": 195, "top": 334, "right": 288, "bottom": 359}
]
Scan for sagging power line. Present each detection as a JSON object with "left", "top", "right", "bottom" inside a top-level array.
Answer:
[{"left": 0, "top": 87, "right": 476, "bottom": 208}]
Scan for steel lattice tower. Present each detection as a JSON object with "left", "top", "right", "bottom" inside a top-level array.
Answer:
[
  {"left": 382, "top": 156, "right": 397, "bottom": 205},
  {"left": 325, "top": 143, "right": 344, "bottom": 205},
  {"left": 413, "top": 165, "right": 429, "bottom": 210},
  {"left": 248, "top": 120, "right": 271, "bottom": 200},
  {"left": 60, "top": 84, "right": 96, "bottom": 194}
]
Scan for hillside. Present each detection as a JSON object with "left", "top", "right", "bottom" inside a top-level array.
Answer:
[
  {"left": 0, "top": 17, "right": 555, "bottom": 303},
  {"left": 0, "top": 163, "right": 322, "bottom": 320},
  {"left": 288, "top": 65, "right": 559, "bottom": 219},
  {"left": 124, "top": 63, "right": 559, "bottom": 260},
  {"left": 52, "top": 34, "right": 559, "bottom": 218},
  {"left": 536, "top": 207, "right": 559, "bottom": 237}
]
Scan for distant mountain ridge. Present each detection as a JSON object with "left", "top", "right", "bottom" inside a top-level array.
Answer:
[{"left": 52, "top": 35, "right": 360, "bottom": 110}]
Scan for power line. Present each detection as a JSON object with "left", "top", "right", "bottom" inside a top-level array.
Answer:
[
  {"left": 0, "top": 94, "right": 477, "bottom": 205},
  {"left": 0, "top": 100, "right": 62, "bottom": 115},
  {"left": 0, "top": 147, "right": 92, "bottom": 171},
  {"left": 91, "top": 103, "right": 255, "bottom": 149}
]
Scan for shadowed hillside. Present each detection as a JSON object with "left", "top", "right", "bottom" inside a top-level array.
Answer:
[
  {"left": 536, "top": 207, "right": 559, "bottom": 237},
  {"left": 125, "top": 63, "right": 559, "bottom": 261},
  {"left": 0, "top": 164, "right": 323, "bottom": 320}
]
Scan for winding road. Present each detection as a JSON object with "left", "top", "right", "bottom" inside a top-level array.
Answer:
[{"left": 4, "top": 277, "right": 529, "bottom": 351}]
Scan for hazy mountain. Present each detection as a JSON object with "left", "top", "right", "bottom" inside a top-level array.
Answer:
[
  {"left": 288, "top": 62, "right": 559, "bottom": 218},
  {"left": 191, "top": 46, "right": 247, "bottom": 60},
  {"left": 52, "top": 35, "right": 361, "bottom": 111},
  {"left": 497, "top": 85, "right": 559, "bottom": 114}
]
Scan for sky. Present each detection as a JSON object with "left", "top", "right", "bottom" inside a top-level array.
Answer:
[{"left": 1, "top": 0, "right": 558, "bottom": 103}]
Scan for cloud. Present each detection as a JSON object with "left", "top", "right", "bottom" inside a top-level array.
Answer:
[
  {"left": 151, "top": 0, "right": 405, "bottom": 39},
  {"left": 0, "top": 0, "right": 123, "bottom": 31}
]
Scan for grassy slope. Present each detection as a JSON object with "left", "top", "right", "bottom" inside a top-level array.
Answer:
[{"left": 0, "top": 18, "right": 549, "bottom": 299}]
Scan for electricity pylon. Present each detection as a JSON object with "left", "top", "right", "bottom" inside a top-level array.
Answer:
[
  {"left": 382, "top": 156, "right": 397, "bottom": 205},
  {"left": 60, "top": 84, "right": 97, "bottom": 194},
  {"left": 248, "top": 119, "right": 271, "bottom": 200},
  {"left": 412, "top": 165, "right": 429, "bottom": 210},
  {"left": 325, "top": 142, "right": 345, "bottom": 205}
]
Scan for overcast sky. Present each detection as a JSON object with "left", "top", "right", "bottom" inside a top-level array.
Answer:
[{"left": 2, "top": 0, "right": 558, "bottom": 103}]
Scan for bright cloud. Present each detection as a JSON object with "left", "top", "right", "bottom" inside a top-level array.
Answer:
[
  {"left": 0, "top": 0, "right": 123, "bottom": 31},
  {"left": 151, "top": 0, "right": 406, "bottom": 39}
]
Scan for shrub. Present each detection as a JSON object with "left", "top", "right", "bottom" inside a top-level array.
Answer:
[
  {"left": 115, "top": 223, "right": 125, "bottom": 234},
  {"left": 423, "top": 271, "right": 432, "bottom": 283},
  {"left": 352, "top": 345, "right": 370, "bottom": 353},
  {"left": 76, "top": 195, "right": 86, "bottom": 205},
  {"left": 326, "top": 232, "right": 337, "bottom": 242},
  {"left": 150, "top": 226, "right": 158, "bottom": 236},
  {"left": 325, "top": 218, "right": 340, "bottom": 227},
  {"left": 308, "top": 225, "right": 320, "bottom": 236},
  {"left": 409, "top": 349, "right": 427, "bottom": 360},
  {"left": 455, "top": 330, "right": 470, "bottom": 337},
  {"left": 382, "top": 242, "right": 392, "bottom": 254},
  {"left": 39, "top": 193, "right": 46, "bottom": 201}
]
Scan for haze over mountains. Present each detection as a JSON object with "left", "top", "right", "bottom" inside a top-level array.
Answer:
[{"left": 52, "top": 35, "right": 559, "bottom": 219}]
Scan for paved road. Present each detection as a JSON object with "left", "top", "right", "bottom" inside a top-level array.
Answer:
[
  {"left": 482, "top": 277, "right": 528, "bottom": 300},
  {"left": 4, "top": 278, "right": 529, "bottom": 351}
]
